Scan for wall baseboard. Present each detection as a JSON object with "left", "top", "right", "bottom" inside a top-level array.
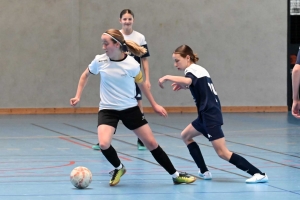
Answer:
[{"left": 0, "top": 106, "right": 287, "bottom": 115}]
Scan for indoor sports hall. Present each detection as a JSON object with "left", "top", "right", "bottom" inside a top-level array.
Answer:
[{"left": 1, "top": 1, "right": 299, "bottom": 200}]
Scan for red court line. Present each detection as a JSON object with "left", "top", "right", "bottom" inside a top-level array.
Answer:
[
  {"left": 0, "top": 161, "right": 75, "bottom": 171},
  {"left": 58, "top": 136, "right": 131, "bottom": 161}
]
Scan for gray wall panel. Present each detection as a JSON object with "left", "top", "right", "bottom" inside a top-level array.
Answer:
[{"left": 0, "top": 0, "right": 287, "bottom": 108}]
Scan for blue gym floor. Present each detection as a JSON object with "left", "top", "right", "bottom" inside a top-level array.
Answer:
[{"left": 0, "top": 112, "right": 299, "bottom": 200}]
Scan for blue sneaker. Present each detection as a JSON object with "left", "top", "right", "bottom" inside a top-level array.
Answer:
[
  {"left": 92, "top": 143, "right": 100, "bottom": 150},
  {"left": 137, "top": 139, "right": 147, "bottom": 150}
]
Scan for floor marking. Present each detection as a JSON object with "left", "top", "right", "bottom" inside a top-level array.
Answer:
[{"left": 0, "top": 161, "right": 75, "bottom": 171}]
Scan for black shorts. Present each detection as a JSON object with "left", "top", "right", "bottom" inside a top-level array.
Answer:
[
  {"left": 98, "top": 106, "right": 148, "bottom": 130},
  {"left": 191, "top": 118, "right": 224, "bottom": 141},
  {"left": 135, "top": 83, "right": 142, "bottom": 101}
]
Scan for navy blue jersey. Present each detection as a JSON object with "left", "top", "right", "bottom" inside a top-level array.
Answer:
[
  {"left": 185, "top": 64, "right": 223, "bottom": 126},
  {"left": 297, "top": 46, "right": 300, "bottom": 64}
]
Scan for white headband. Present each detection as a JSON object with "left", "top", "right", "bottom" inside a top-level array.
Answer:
[{"left": 103, "top": 33, "right": 122, "bottom": 45}]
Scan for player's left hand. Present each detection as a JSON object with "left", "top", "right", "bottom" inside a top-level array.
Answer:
[
  {"left": 291, "top": 100, "right": 300, "bottom": 119},
  {"left": 152, "top": 104, "right": 168, "bottom": 118},
  {"left": 171, "top": 83, "right": 186, "bottom": 91}
]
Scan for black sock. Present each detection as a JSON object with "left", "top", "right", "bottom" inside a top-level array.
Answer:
[
  {"left": 187, "top": 142, "right": 208, "bottom": 173},
  {"left": 101, "top": 145, "right": 121, "bottom": 168},
  {"left": 150, "top": 145, "right": 176, "bottom": 175},
  {"left": 229, "top": 153, "right": 263, "bottom": 176}
]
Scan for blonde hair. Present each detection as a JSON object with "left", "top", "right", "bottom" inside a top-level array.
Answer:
[
  {"left": 104, "top": 29, "right": 147, "bottom": 57},
  {"left": 174, "top": 45, "right": 199, "bottom": 63}
]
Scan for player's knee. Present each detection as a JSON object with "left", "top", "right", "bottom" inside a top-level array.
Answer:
[
  {"left": 143, "top": 139, "right": 158, "bottom": 150},
  {"left": 180, "top": 131, "right": 190, "bottom": 142},
  {"left": 99, "top": 142, "right": 110, "bottom": 150},
  {"left": 216, "top": 150, "right": 227, "bottom": 160}
]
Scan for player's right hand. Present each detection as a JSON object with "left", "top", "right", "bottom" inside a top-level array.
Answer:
[
  {"left": 291, "top": 100, "right": 300, "bottom": 119},
  {"left": 70, "top": 97, "right": 80, "bottom": 106}
]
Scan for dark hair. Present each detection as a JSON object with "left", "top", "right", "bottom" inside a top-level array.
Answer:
[
  {"left": 174, "top": 45, "right": 199, "bottom": 63},
  {"left": 120, "top": 9, "right": 134, "bottom": 19}
]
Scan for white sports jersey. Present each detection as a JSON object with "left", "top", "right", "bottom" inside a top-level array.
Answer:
[
  {"left": 120, "top": 30, "right": 147, "bottom": 46},
  {"left": 120, "top": 30, "right": 150, "bottom": 64},
  {"left": 88, "top": 54, "right": 140, "bottom": 110}
]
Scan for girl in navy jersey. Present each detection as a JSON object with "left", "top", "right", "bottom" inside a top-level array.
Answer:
[
  {"left": 292, "top": 47, "right": 300, "bottom": 119},
  {"left": 92, "top": 9, "right": 150, "bottom": 150},
  {"left": 70, "top": 30, "right": 196, "bottom": 186},
  {"left": 158, "top": 44, "right": 268, "bottom": 183}
]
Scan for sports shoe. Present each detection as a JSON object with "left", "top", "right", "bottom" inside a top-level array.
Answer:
[
  {"left": 245, "top": 173, "right": 268, "bottom": 183},
  {"left": 173, "top": 172, "right": 197, "bottom": 184},
  {"left": 137, "top": 139, "right": 147, "bottom": 150},
  {"left": 109, "top": 165, "right": 126, "bottom": 186},
  {"left": 92, "top": 143, "right": 100, "bottom": 150},
  {"left": 198, "top": 170, "right": 212, "bottom": 180}
]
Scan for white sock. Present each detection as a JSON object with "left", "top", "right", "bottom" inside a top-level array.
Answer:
[
  {"left": 116, "top": 164, "right": 123, "bottom": 170},
  {"left": 172, "top": 171, "right": 179, "bottom": 178}
]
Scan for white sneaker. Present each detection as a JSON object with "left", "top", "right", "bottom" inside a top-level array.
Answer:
[
  {"left": 245, "top": 173, "right": 268, "bottom": 183},
  {"left": 198, "top": 170, "right": 212, "bottom": 180}
]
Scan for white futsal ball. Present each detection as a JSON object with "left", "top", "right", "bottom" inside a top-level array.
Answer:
[{"left": 70, "top": 166, "right": 92, "bottom": 189}]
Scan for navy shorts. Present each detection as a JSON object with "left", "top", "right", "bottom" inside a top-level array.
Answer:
[
  {"left": 191, "top": 118, "right": 224, "bottom": 141},
  {"left": 135, "top": 83, "right": 142, "bottom": 101},
  {"left": 98, "top": 106, "right": 147, "bottom": 130}
]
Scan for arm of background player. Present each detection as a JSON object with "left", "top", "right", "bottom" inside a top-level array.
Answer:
[
  {"left": 141, "top": 57, "right": 151, "bottom": 89},
  {"left": 291, "top": 64, "right": 300, "bottom": 118}
]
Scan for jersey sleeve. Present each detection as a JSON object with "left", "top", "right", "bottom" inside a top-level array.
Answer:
[
  {"left": 141, "top": 44, "right": 150, "bottom": 58},
  {"left": 88, "top": 55, "right": 102, "bottom": 75},
  {"left": 185, "top": 72, "right": 197, "bottom": 86},
  {"left": 134, "top": 70, "right": 144, "bottom": 83}
]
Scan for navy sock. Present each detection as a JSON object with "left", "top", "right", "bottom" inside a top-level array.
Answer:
[
  {"left": 150, "top": 145, "right": 176, "bottom": 175},
  {"left": 187, "top": 142, "right": 208, "bottom": 174},
  {"left": 229, "top": 153, "right": 263, "bottom": 175}
]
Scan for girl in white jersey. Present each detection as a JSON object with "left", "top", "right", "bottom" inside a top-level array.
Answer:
[
  {"left": 158, "top": 45, "right": 268, "bottom": 184},
  {"left": 119, "top": 9, "right": 151, "bottom": 150},
  {"left": 70, "top": 30, "right": 196, "bottom": 186},
  {"left": 92, "top": 9, "right": 150, "bottom": 150}
]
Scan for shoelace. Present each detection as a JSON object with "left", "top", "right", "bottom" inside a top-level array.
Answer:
[
  {"left": 110, "top": 169, "right": 118, "bottom": 180},
  {"left": 179, "top": 172, "right": 190, "bottom": 178},
  {"left": 109, "top": 170, "right": 114, "bottom": 176}
]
